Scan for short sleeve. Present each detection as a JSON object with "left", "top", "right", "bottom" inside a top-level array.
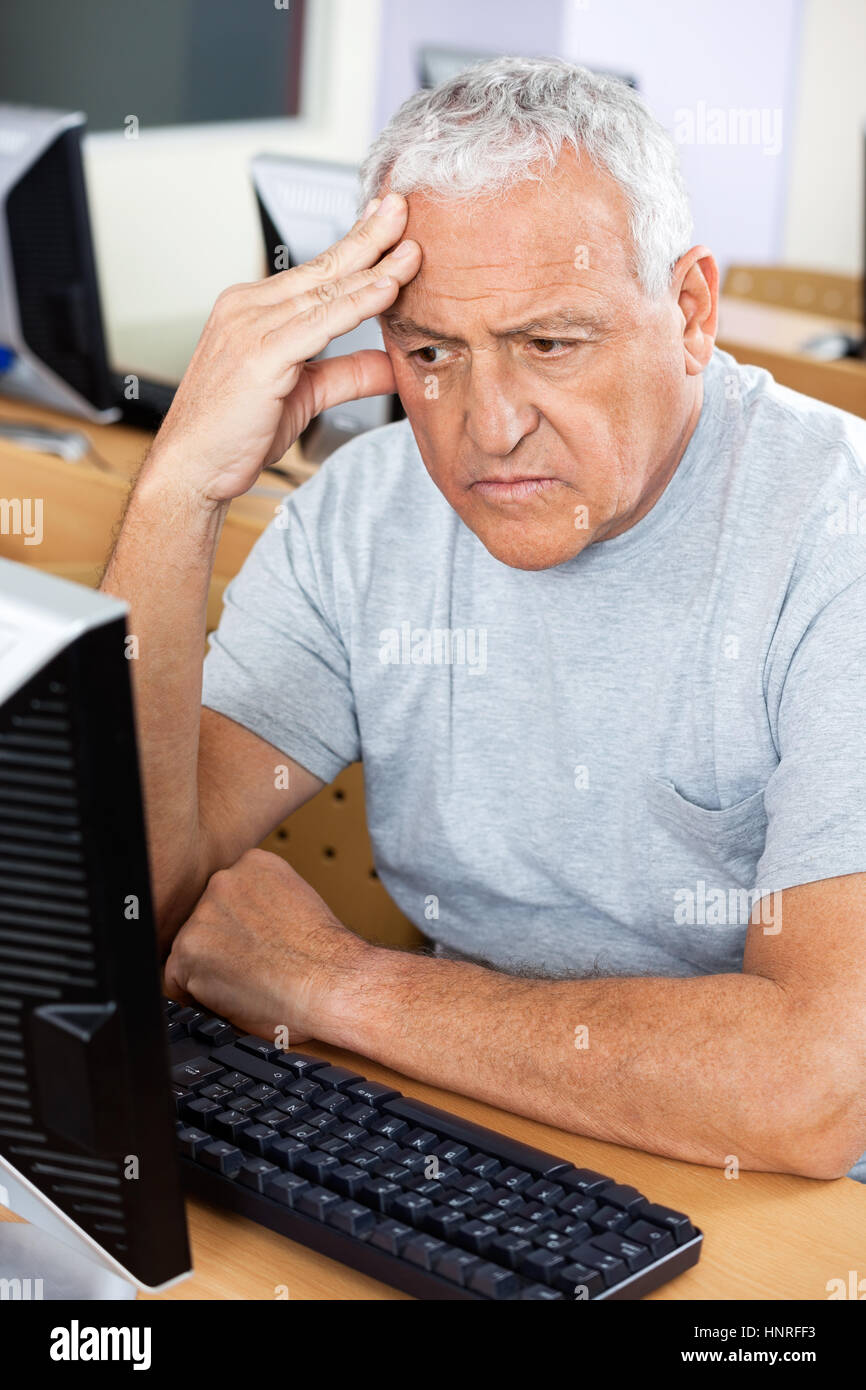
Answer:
[
  {"left": 754, "top": 573, "right": 866, "bottom": 896},
  {"left": 201, "top": 486, "right": 360, "bottom": 784}
]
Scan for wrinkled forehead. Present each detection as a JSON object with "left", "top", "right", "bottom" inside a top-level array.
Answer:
[{"left": 389, "top": 149, "right": 637, "bottom": 320}]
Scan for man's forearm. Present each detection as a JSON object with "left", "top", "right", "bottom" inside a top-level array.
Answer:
[
  {"left": 101, "top": 454, "right": 227, "bottom": 926},
  {"left": 327, "top": 951, "right": 855, "bottom": 1179}
]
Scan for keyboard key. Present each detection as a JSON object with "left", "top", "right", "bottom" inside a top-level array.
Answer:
[
  {"left": 568, "top": 1241, "right": 627, "bottom": 1289},
  {"left": 467, "top": 1262, "right": 521, "bottom": 1299},
  {"left": 434, "top": 1247, "right": 481, "bottom": 1286},
  {"left": 391, "top": 1191, "right": 434, "bottom": 1225},
  {"left": 296, "top": 1185, "right": 343, "bottom": 1221},
  {"left": 370, "top": 1219, "right": 414, "bottom": 1256},
  {"left": 496, "top": 1165, "right": 533, "bottom": 1193},
  {"left": 462, "top": 1153, "right": 502, "bottom": 1180},
  {"left": 589, "top": 1204, "right": 631, "bottom": 1233},
  {"left": 183, "top": 1096, "right": 221, "bottom": 1128},
  {"left": 532, "top": 1229, "right": 575, "bottom": 1255},
  {"left": 344, "top": 1103, "right": 378, "bottom": 1127},
  {"left": 171, "top": 1057, "right": 225, "bottom": 1091},
  {"left": 240, "top": 1123, "right": 279, "bottom": 1156},
  {"left": 307, "top": 1064, "right": 363, "bottom": 1092},
  {"left": 273, "top": 1051, "right": 327, "bottom": 1077},
  {"left": 361, "top": 1178, "right": 404, "bottom": 1214},
  {"left": 297, "top": 1152, "right": 341, "bottom": 1184},
  {"left": 522, "top": 1284, "right": 565, "bottom": 1299},
  {"left": 518, "top": 1247, "right": 566, "bottom": 1285},
  {"left": 226, "top": 1095, "right": 259, "bottom": 1116},
  {"left": 591, "top": 1231, "right": 653, "bottom": 1273},
  {"left": 345, "top": 1079, "right": 400, "bottom": 1108},
  {"left": 237, "top": 1034, "right": 280, "bottom": 1060},
  {"left": 305, "top": 1110, "right": 338, "bottom": 1134},
  {"left": 318, "top": 1135, "right": 351, "bottom": 1158},
  {"left": 601, "top": 1182, "right": 647, "bottom": 1214},
  {"left": 639, "top": 1202, "right": 697, "bottom": 1246},
  {"left": 456, "top": 1219, "right": 499, "bottom": 1255},
  {"left": 553, "top": 1261, "right": 605, "bottom": 1298},
  {"left": 199, "top": 1140, "right": 243, "bottom": 1177},
  {"left": 246, "top": 1084, "right": 282, "bottom": 1106},
  {"left": 199, "top": 1083, "right": 235, "bottom": 1105},
  {"left": 176, "top": 1125, "right": 210, "bottom": 1159},
  {"left": 192, "top": 1018, "right": 236, "bottom": 1047},
  {"left": 624, "top": 1218, "right": 675, "bottom": 1258},
  {"left": 239, "top": 1158, "right": 279, "bottom": 1193},
  {"left": 331, "top": 1163, "right": 369, "bottom": 1198},
  {"left": 526, "top": 1178, "right": 565, "bottom": 1206},
  {"left": 273, "top": 1096, "right": 312, "bottom": 1122},
  {"left": 332, "top": 1122, "right": 367, "bottom": 1145},
  {"left": 428, "top": 1137, "right": 467, "bottom": 1165},
  {"left": 170, "top": 1084, "right": 193, "bottom": 1117},
  {"left": 359, "top": 1133, "right": 398, "bottom": 1159},
  {"left": 558, "top": 1168, "right": 611, "bottom": 1196},
  {"left": 266, "top": 1136, "right": 309, "bottom": 1169},
  {"left": 424, "top": 1205, "right": 467, "bottom": 1240},
  {"left": 219, "top": 1071, "right": 254, "bottom": 1094},
  {"left": 490, "top": 1233, "right": 534, "bottom": 1269},
  {"left": 264, "top": 1171, "right": 309, "bottom": 1207},
  {"left": 558, "top": 1192, "right": 598, "bottom": 1219},
  {"left": 401, "top": 1127, "right": 440, "bottom": 1153},
  {"left": 328, "top": 1201, "right": 375, "bottom": 1238},
  {"left": 315, "top": 1088, "right": 352, "bottom": 1115},
  {"left": 404, "top": 1234, "right": 447, "bottom": 1271},
  {"left": 214, "top": 1109, "right": 253, "bottom": 1142},
  {"left": 284, "top": 1078, "right": 322, "bottom": 1104},
  {"left": 367, "top": 1113, "right": 409, "bottom": 1140},
  {"left": 343, "top": 1148, "right": 379, "bottom": 1171}
]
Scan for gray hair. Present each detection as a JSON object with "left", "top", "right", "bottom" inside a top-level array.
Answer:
[{"left": 359, "top": 56, "right": 694, "bottom": 298}]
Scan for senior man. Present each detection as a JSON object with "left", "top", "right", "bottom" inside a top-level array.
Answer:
[{"left": 103, "top": 58, "right": 866, "bottom": 1181}]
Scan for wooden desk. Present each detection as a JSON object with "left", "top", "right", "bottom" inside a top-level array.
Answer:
[
  {"left": 2, "top": 1037, "right": 864, "bottom": 1300},
  {"left": 717, "top": 296, "right": 866, "bottom": 418}
]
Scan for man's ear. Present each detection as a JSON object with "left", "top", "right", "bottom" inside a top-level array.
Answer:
[{"left": 672, "top": 246, "right": 719, "bottom": 374}]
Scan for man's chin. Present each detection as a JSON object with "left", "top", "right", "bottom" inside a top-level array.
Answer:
[{"left": 466, "top": 516, "right": 597, "bottom": 571}]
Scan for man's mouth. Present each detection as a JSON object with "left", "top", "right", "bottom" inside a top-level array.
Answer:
[{"left": 471, "top": 477, "right": 561, "bottom": 503}]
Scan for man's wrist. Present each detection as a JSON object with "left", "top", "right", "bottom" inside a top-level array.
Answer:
[
  {"left": 135, "top": 447, "right": 229, "bottom": 525},
  {"left": 320, "top": 937, "right": 415, "bottom": 1056}
]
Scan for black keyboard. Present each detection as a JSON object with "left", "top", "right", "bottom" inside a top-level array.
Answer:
[{"left": 165, "top": 1001, "right": 703, "bottom": 1300}]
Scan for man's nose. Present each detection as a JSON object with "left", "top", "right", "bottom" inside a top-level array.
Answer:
[{"left": 463, "top": 357, "right": 539, "bottom": 457}]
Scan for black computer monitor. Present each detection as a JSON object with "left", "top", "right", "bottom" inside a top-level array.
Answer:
[
  {"left": 0, "top": 105, "right": 120, "bottom": 423},
  {"left": 0, "top": 558, "right": 190, "bottom": 1295}
]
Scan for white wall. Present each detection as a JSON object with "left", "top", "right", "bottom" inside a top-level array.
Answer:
[
  {"left": 782, "top": 0, "right": 865, "bottom": 272},
  {"left": 84, "top": 0, "right": 384, "bottom": 354}
]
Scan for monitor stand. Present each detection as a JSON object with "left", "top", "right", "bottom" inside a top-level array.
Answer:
[
  {"left": 1, "top": 1166, "right": 136, "bottom": 1299},
  {"left": 0, "top": 1223, "right": 136, "bottom": 1299}
]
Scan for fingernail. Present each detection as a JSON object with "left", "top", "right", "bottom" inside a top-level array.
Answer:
[
  {"left": 391, "top": 240, "right": 415, "bottom": 259},
  {"left": 376, "top": 192, "right": 403, "bottom": 217},
  {"left": 360, "top": 197, "right": 381, "bottom": 223}
]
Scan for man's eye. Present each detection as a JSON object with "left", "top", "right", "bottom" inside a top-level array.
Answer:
[
  {"left": 412, "top": 345, "right": 444, "bottom": 365},
  {"left": 531, "top": 338, "right": 569, "bottom": 354}
]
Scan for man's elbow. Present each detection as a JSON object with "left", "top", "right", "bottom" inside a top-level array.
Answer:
[{"left": 770, "top": 1057, "right": 866, "bottom": 1181}]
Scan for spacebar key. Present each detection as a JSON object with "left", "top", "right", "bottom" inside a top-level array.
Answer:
[{"left": 382, "top": 1097, "right": 573, "bottom": 1177}]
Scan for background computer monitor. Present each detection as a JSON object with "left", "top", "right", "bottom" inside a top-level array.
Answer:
[
  {"left": 0, "top": 558, "right": 190, "bottom": 1296},
  {"left": 0, "top": 105, "right": 119, "bottom": 423}
]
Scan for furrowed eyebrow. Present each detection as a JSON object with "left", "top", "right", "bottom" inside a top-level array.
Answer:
[
  {"left": 381, "top": 314, "right": 463, "bottom": 346},
  {"left": 381, "top": 307, "right": 604, "bottom": 345}
]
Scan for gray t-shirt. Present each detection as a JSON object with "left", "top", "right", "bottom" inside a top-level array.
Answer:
[{"left": 202, "top": 347, "right": 866, "bottom": 1179}]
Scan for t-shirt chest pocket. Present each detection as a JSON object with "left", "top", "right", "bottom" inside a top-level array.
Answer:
[{"left": 643, "top": 775, "right": 768, "bottom": 880}]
